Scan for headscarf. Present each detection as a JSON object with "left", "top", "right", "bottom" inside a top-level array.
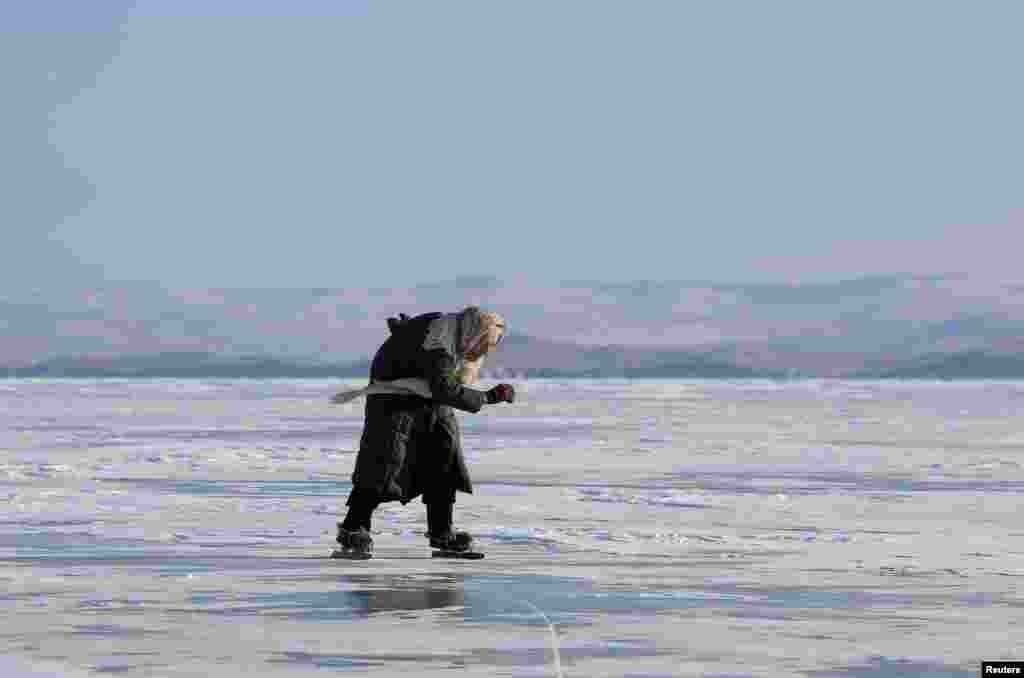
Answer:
[{"left": 423, "top": 306, "right": 506, "bottom": 385}]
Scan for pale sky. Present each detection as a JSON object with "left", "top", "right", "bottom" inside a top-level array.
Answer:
[{"left": 4, "top": 1, "right": 1022, "bottom": 290}]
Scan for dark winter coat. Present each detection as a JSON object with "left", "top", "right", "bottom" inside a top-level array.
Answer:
[{"left": 350, "top": 313, "right": 488, "bottom": 504}]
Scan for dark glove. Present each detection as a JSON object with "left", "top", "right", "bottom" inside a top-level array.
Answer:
[{"left": 486, "top": 383, "right": 515, "bottom": 404}]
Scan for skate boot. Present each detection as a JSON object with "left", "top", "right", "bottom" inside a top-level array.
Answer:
[
  {"left": 332, "top": 525, "right": 373, "bottom": 560},
  {"left": 428, "top": 529, "right": 483, "bottom": 559}
]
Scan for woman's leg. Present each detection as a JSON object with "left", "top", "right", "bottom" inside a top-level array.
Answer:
[
  {"left": 424, "top": 487, "right": 456, "bottom": 537},
  {"left": 424, "top": 487, "right": 475, "bottom": 552},
  {"left": 340, "top": 486, "right": 380, "bottom": 532}
]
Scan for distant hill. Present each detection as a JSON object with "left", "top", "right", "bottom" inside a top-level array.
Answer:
[
  {"left": 856, "top": 350, "right": 1024, "bottom": 379},
  {"left": 485, "top": 335, "right": 775, "bottom": 377},
  {"left": 4, "top": 337, "right": 777, "bottom": 379},
  {"left": 7, "top": 353, "right": 371, "bottom": 379},
  {"left": 4, "top": 274, "right": 1024, "bottom": 377},
  {"left": 6, "top": 337, "right": 1024, "bottom": 380}
]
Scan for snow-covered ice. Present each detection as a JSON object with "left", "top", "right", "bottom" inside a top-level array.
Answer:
[{"left": 1, "top": 378, "right": 1022, "bottom": 676}]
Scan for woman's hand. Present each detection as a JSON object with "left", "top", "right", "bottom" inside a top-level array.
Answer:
[{"left": 486, "top": 383, "right": 515, "bottom": 404}]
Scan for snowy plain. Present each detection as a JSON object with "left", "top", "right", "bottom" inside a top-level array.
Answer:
[{"left": 1, "top": 378, "right": 1022, "bottom": 677}]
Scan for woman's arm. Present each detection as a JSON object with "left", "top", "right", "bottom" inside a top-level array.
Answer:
[{"left": 418, "top": 349, "right": 487, "bottom": 413}]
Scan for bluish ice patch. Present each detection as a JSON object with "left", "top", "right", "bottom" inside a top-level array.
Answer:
[
  {"left": 113, "top": 423, "right": 364, "bottom": 444},
  {"left": 0, "top": 548, "right": 325, "bottom": 576},
  {"left": 268, "top": 642, "right": 662, "bottom": 672},
  {"left": 187, "top": 590, "right": 417, "bottom": 621},
  {"left": 65, "top": 625, "right": 161, "bottom": 638},
  {"left": 476, "top": 483, "right": 533, "bottom": 497},
  {"left": 0, "top": 531, "right": 272, "bottom": 571},
  {"left": 661, "top": 469, "right": 1024, "bottom": 495},
  {"left": 102, "top": 478, "right": 352, "bottom": 497},
  {"left": 188, "top": 575, "right": 471, "bottom": 621},
  {"left": 91, "top": 654, "right": 168, "bottom": 675},
  {"left": 637, "top": 436, "right": 674, "bottom": 445},
  {"left": 575, "top": 487, "right": 713, "bottom": 509},
  {"left": 267, "top": 652, "right": 383, "bottom": 669},
  {"left": 5, "top": 421, "right": 127, "bottom": 450},
  {"left": 176, "top": 574, "right": 577, "bottom": 624},
  {"left": 78, "top": 597, "right": 153, "bottom": 612},
  {"left": 463, "top": 576, "right": 783, "bottom": 625},
  {"left": 94, "top": 665, "right": 144, "bottom": 675},
  {"left": 483, "top": 527, "right": 563, "bottom": 549},
  {"left": 0, "top": 518, "right": 96, "bottom": 528},
  {"left": 0, "top": 590, "right": 52, "bottom": 605},
  {"left": 0, "top": 531, "right": 156, "bottom": 557},
  {"left": 464, "top": 577, "right": 996, "bottom": 626},
  {"left": 151, "top": 560, "right": 225, "bottom": 577},
  {"left": 807, "top": 655, "right": 973, "bottom": 677},
  {"left": 469, "top": 640, "right": 663, "bottom": 667},
  {"left": 9, "top": 422, "right": 105, "bottom": 434},
  {"left": 461, "top": 417, "right": 598, "bottom": 446}
]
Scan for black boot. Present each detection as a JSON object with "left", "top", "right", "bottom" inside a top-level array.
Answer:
[
  {"left": 429, "top": 529, "right": 474, "bottom": 552},
  {"left": 333, "top": 525, "right": 373, "bottom": 559},
  {"left": 426, "top": 500, "right": 474, "bottom": 553},
  {"left": 334, "top": 488, "right": 378, "bottom": 558}
]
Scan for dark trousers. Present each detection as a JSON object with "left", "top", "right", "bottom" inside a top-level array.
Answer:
[
  {"left": 343, "top": 397, "right": 465, "bottom": 535},
  {"left": 341, "top": 485, "right": 457, "bottom": 534}
]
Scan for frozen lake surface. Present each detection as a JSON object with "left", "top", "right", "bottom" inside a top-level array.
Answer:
[{"left": 2, "top": 378, "right": 1022, "bottom": 677}]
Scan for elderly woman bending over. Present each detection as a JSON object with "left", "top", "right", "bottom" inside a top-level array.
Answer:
[{"left": 330, "top": 306, "right": 515, "bottom": 558}]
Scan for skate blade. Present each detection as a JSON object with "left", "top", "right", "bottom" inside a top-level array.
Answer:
[
  {"left": 330, "top": 549, "right": 372, "bottom": 560},
  {"left": 431, "top": 550, "right": 484, "bottom": 560}
]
